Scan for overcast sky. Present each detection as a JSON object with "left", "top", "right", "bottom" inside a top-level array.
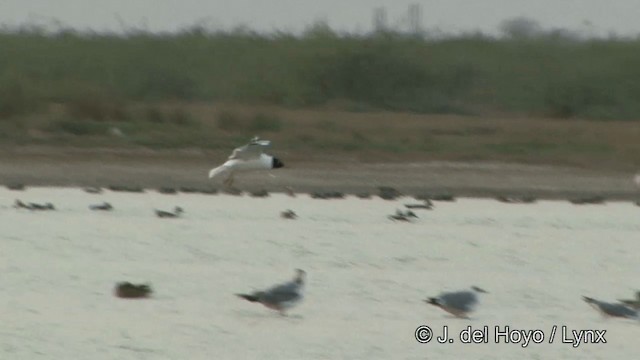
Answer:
[{"left": 1, "top": 0, "right": 638, "bottom": 36}]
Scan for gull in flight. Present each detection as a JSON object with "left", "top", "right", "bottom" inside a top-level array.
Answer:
[
  {"left": 582, "top": 296, "right": 638, "bottom": 319},
  {"left": 425, "top": 286, "right": 488, "bottom": 319},
  {"left": 236, "top": 269, "right": 306, "bottom": 316},
  {"left": 208, "top": 136, "right": 284, "bottom": 187}
]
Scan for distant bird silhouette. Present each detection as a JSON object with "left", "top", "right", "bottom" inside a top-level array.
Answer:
[
  {"left": 388, "top": 209, "right": 418, "bottom": 222},
  {"left": 14, "top": 200, "right": 55, "bottom": 211},
  {"left": 30, "top": 203, "right": 55, "bottom": 210},
  {"left": 89, "top": 202, "right": 113, "bottom": 211},
  {"left": 114, "top": 282, "right": 153, "bottom": 299},
  {"left": 84, "top": 187, "right": 103, "bottom": 194},
  {"left": 281, "top": 209, "right": 297, "bottom": 219},
  {"left": 495, "top": 195, "right": 536, "bottom": 204},
  {"left": 155, "top": 206, "right": 183, "bottom": 218},
  {"left": 405, "top": 199, "right": 434, "bottom": 210}
]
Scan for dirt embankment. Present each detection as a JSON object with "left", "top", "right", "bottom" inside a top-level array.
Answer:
[{"left": 1, "top": 146, "right": 638, "bottom": 200}]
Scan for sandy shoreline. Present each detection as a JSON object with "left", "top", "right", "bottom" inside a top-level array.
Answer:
[
  {"left": 2, "top": 190, "right": 639, "bottom": 359},
  {"left": 0, "top": 147, "right": 638, "bottom": 201}
]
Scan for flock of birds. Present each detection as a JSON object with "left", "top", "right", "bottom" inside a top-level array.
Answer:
[
  {"left": 7, "top": 136, "right": 640, "bottom": 320},
  {"left": 13, "top": 199, "right": 185, "bottom": 219},
  {"left": 232, "top": 269, "right": 640, "bottom": 319},
  {"left": 216, "top": 137, "right": 640, "bottom": 318},
  {"left": 9, "top": 137, "right": 434, "bottom": 222}
]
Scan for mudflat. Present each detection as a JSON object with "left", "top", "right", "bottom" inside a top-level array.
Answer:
[{"left": 0, "top": 146, "right": 637, "bottom": 200}]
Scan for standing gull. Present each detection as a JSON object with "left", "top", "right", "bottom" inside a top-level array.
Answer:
[
  {"left": 89, "top": 202, "right": 113, "bottom": 211},
  {"left": 582, "top": 296, "right": 638, "bottom": 319},
  {"left": 155, "top": 206, "right": 183, "bottom": 218},
  {"left": 388, "top": 209, "right": 418, "bottom": 222},
  {"left": 236, "top": 269, "right": 306, "bottom": 315},
  {"left": 425, "top": 286, "right": 488, "bottom": 319},
  {"left": 208, "top": 136, "right": 284, "bottom": 188}
]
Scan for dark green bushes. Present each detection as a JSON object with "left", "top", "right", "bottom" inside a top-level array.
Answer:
[{"left": 1, "top": 28, "right": 639, "bottom": 119}]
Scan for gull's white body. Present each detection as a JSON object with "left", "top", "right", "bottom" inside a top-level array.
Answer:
[
  {"left": 208, "top": 137, "right": 284, "bottom": 186},
  {"left": 208, "top": 153, "right": 274, "bottom": 179}
]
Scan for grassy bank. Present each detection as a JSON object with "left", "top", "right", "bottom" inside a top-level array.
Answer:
[
  {"left": 1, "top": 102, "right": 639, "bottom": 171},
  {"left": 2, "top": 28, "right": 640, "bottom": 119},
  {"left": 0, "top": 28, "right": 639, "bottom": 170}
]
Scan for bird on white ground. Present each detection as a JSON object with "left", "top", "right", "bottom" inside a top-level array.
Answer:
[
  {"left": 155, "top": 206, "right": 183, "bottom": 218},
  {"left": 425, "top": 286, "right": 488, "bottom": 319},
  {"left": 236, "top": 269, "right": 306, "bottom": 316},
  {"left": 583, "top": 296, "right": 638, "bottom": 319}
]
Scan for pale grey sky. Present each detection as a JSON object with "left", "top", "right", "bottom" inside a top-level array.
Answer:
[{"left": 1, "top": 0, "right": 638, "bottom": 36}]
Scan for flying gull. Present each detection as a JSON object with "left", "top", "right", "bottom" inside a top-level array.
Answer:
[{"left": 208, "top": 136, "right": 284, "bottom": 187}]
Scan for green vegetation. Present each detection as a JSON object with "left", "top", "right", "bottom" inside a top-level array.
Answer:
[
  {"left": 1, "top": 27, "right": 640, "bottom": 119},
  {"left": 0, "top": 26, "right": 638, "bottom": 169}
]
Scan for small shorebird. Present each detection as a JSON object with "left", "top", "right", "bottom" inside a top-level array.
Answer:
[
  {"left": 425, "top": 286, "right": 488, "bottom": 319},
  {"left": 114, "top": 282, "right": 153, "bottom": 299},
  {"left": 405, "top": 199, "right": 434, "bottom": 210},
  {"left": 14, "top": 200, "right": 55, "bottom": 211},
  {"left": 388, "top": 209, "right": 418, "bottom": 222},
  {"left": 84, "top": 187, "right": 103, "bottom": 194},
  {"left": 281, "top": 209, "right": 297, "bottom": 219},
  {"left": 495, "top": 195, "right": 536, "bottom": 204},
  {"left": 236, "top": 269, "right": 306, "bottom": 315},
  {"left": 89, "top": 202, "right": 113, "bottom": 211},
  {"left": 208, "top": 136, "right": 284, "bottom": 188},
  {"left": 155, "top": 206, "right": 183, "bottom": 218},
  {"left": 583, "top": 296, "right": 638, "bottom": 319}
]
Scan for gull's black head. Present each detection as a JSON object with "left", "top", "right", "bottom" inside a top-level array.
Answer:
[{"left": 272, "top": 157, "right": 284, "bottom": 169}]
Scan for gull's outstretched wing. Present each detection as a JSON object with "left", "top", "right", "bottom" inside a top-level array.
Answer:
[
  {"left": 228, "top": 138, "right": 272, "bottom": 160},
  {"left": 208, "top": 165, "right": 231, "bottom": 179}
]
